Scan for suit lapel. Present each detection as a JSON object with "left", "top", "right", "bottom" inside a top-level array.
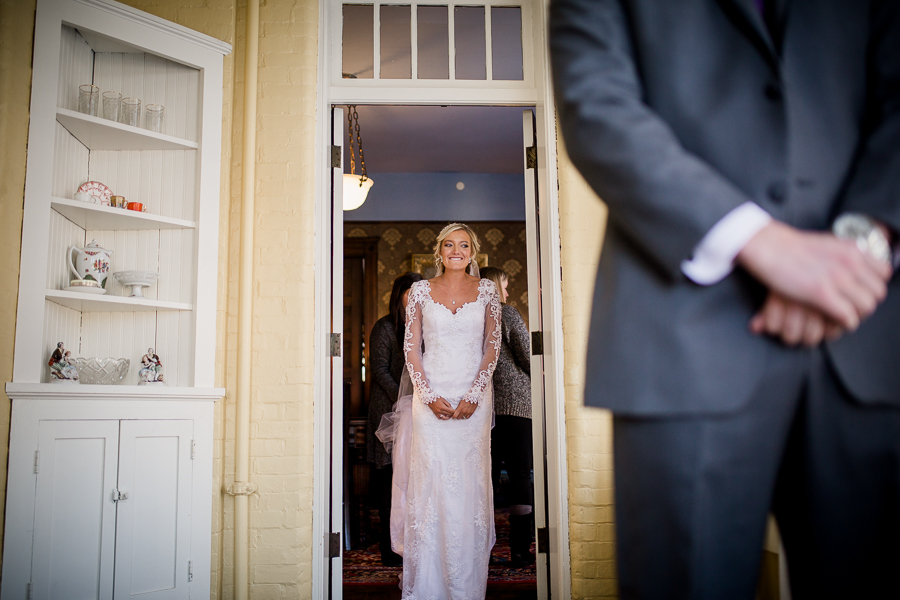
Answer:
[{"left": 715, "top": 0, "right": 781, "bottom": 66}]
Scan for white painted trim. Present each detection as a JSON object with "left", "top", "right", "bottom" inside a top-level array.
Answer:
[{"left": 72, "top": 0, "right": 232, "bottom": 55}]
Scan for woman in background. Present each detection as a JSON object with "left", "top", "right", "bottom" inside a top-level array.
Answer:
[
  {"left": 480, "top": 266, "right": 535, "bottom": 566},
  {"left": 366, "top": 271, "right": 423, "bottom": 566}
]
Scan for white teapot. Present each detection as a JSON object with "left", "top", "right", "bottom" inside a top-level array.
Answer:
[{"left": 68, "top": 240, "right": 113, "bottom": 288}]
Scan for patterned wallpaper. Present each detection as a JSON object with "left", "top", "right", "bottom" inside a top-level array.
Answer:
[{"left": 345, "top": 221, "right": 530, "bottom": 327}]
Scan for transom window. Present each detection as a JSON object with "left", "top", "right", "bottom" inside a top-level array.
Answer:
[{"left": 341, "top": 2, "right": 525, "bottom": 82}]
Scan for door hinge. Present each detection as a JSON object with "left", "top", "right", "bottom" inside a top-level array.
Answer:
[
  {"left": 525, "top": 144, "right": 537, "bottom": 169},
  {"left": 331, "top": 145, "right": 342, "bottom": 168},
  {"left": 112, "top": 488, "right": 129, "bottom": 502},
  {"left": 330, "top": 333, "right": 342, "bottom": 357},
  {"left": 531, "top": 331, "right": 544, "bottom": 356},
  {"left": 27, "top": 582, "right": 33, "bottom": 599},
  {"left": 537, "top": 527, "right": 550, "bottom": 554},
  {"left": 191, "top": 440, "right": 196, "bottom": 460},
  {"left": 188, "top": 560, "right": 194, "bottom": 582},
  {"left": 328, "top": 531, "right": 341, "bottom": 558},
  {"left": 34, "top": 450, "right": 40, "bottom": 474}
]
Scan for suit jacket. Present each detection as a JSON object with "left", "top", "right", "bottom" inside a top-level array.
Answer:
[{"left": 549, "top": 0, "right": 900, "bottom": 415}]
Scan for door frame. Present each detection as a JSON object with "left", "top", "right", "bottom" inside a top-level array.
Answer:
[{"left": 312, "top": 1, "right": 571, "bottom": 597}]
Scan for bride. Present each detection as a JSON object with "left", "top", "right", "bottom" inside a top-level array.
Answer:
[{"left": 379, "top": 222, "right": 502, "bottom": 599}]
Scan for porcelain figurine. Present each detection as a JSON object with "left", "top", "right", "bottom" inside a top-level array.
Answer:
[
  {"left": 48, "top": 342, "right": 79, "bottom": 383},
  {"left": 68, "top": 240, "right": 113, "bottom": 288},
  {"left": 138, "top": 348, "right": 165, "bottom": 385}
]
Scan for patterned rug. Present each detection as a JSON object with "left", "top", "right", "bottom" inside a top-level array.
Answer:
[{"left": 343, "top": 509, "right": 537, "bottom": 585}]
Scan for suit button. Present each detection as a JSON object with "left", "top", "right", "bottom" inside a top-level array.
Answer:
[
  {"left": 764, "top": 83, "right": 783, "bottom": 101},
  {"left": 767, "top": 181, "right": 787, "bottom": 203}
]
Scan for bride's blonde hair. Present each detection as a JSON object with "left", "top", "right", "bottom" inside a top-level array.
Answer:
[{"left": 433, "top": 222, "right": 481, "bottom": 276}]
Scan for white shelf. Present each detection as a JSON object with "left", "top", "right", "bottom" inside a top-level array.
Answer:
[
  {"left": 51, "top": 197, "right": 195, "bottom": 230},
  {"left": 56, "top": 107, "right": 198, "bottom": 151},
  {"left": 45, "top": 289, "right": 192, "bottom": 312},
  {"left": 6, "top": 382, "right": 225, "bottom": 402}
]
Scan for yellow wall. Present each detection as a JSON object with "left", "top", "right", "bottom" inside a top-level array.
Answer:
[
  {"left": 557, "top": 142, "right": 617, "bottom": 598},
  {"left": 0, "top": 0, "right": 621, "bottom": 597},
  {"left": 0, "top": 0, "right": 37, "bottom": 564}
]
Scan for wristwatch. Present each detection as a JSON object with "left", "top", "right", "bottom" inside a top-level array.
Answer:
[{"left": 832, "top": 213, "right": 893, "bottom": 265}]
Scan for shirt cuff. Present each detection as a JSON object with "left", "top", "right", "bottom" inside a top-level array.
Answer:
[{"left": 681, "top": 202, "right": 773, "bottom": 285}]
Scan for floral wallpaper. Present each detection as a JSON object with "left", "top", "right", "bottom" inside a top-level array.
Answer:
[{"left": 345, "top": 221, "right": 530, "bottom": 327}]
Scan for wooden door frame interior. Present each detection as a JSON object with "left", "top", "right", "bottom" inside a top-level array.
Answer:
[{"left": 344, "top": 236, "right": 380, "bottom": 411}]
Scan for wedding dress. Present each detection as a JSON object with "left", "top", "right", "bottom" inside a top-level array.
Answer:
[{"left": 383, "top": 278, "right": 502, "bottom": 600}]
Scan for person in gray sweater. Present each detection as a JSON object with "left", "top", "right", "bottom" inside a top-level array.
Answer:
[
  {"left": 481, "top": 266, "right": 534, "bottom": 566},
  {"left": 366, "top": 271, "right": 423, "bottom": 566}
]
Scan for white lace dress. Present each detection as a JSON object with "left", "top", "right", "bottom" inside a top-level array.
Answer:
[{"left": 394, "top": 278, "right": 502, "bottom": 600}]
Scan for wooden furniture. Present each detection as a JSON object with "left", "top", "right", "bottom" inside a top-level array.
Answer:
[{"left": 2, "top": 1, "right": 230, "bottom": 598}]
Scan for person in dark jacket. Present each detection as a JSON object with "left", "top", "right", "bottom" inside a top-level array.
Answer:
[
  {"left": 366, "top": 271, "right": 423, "bottom": 566},
  {"left": 481, "top": 266, "right": 534, "bottom": 566}
]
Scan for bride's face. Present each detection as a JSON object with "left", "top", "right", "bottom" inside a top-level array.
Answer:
[{"left": 440, "top": 230, "right": 473, "bottom": 273}]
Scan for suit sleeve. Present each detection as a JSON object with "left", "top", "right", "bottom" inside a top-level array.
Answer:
[
  {"left": 836, "top": 0, "right": 900, "bottom": 235},
  {"left": 369, "top": 321, "right": 400, "bottom": 401},
  {"left": 549, "top": 0, "right": 756, "bottom": 279}
]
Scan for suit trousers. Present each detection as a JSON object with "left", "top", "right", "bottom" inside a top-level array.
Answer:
[{"left": 613, "top": 347, "right": 900, "bottom": 600}]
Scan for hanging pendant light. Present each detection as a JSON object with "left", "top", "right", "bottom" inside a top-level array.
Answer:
[{"left": 344, "top": 105, "right": 374, "bottom": 211}]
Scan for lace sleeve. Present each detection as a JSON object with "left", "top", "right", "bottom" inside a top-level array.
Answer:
[
  {"left": 462, "top": 280, "right": 502, "bottom": 405},
  {"left": 404, "top": 282, "right": 439, "bottom": 405}
]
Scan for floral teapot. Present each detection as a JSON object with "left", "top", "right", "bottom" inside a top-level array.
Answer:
[{"left": 68, "top": 240, "right": 113, "bottom": 288}]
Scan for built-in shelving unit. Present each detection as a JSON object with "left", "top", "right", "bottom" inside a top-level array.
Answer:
[{"left": 3, "top": 1, "right": 230, "bottom": 598}]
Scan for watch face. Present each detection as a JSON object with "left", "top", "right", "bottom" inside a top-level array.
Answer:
[{"left": 833, "top": 214, "right": 892, "bottom": 264}]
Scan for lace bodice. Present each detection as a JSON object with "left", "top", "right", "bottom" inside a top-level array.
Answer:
[{"left": 404, "top": 279, "right": 502, "bottom": 406}]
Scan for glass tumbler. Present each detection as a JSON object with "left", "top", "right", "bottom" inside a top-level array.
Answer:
[
  {"left": 144, "top": 104, "right": 165, "bottom": 133},
  {"left": 78, "top": 84, "right": 99, "bottom": 116},
  {"left": 102, "top": 91, "right": 122, "bottom": 121},
  {"left": 120, "top": 98, "right": 141, "bottom": 127}
]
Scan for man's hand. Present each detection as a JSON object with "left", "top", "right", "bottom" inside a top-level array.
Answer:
[
  {"left": 749, "top": 292, "right": 845, "bottom": 347},
  {"left": 737, "top": 221, "right": 892, "bottom": 332}
]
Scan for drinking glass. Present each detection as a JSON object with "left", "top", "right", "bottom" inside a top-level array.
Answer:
[
  {"left": 144, "top": 104, "right": 165, "bottom": 133},
  {"left": 120, "top": 98, "right": 141, "bottom": 127},
  {"left": 102, "top": 91, "right": 122, "bottom": 121},
  {"left": 78, "top": 84, "right": 99, "bottom": 116}
]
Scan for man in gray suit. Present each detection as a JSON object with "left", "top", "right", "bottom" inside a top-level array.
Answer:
[{"left": 550, "top": 1, "right": 900, "bottom": 598}]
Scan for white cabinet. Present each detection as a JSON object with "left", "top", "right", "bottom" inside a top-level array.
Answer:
[
  {"left": 32, "top": 419, "right": 193, "bottom": 600},
  {"left": 2, "top": 391, "right": 218, "bottom": 600}
]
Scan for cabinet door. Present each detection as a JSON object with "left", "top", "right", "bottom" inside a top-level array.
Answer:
[
  {"left": 32, "top": 420, "right": 120, "bottom": 600},
  {"left": 113, "top": 420, "right": 193, "bottom": 600}
]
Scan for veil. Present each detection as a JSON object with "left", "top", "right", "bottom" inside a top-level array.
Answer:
[{"left": 374, "top": 257, "right": 490, "bottom": 555}]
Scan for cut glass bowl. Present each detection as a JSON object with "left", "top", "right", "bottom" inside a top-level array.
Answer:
[{"left": 71, "top": 357, "right": 130, "bottom": 385}]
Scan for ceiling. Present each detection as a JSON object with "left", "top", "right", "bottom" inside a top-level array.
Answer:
[{"left": 342, "top": 105, "right": 527, "bottom": 174}]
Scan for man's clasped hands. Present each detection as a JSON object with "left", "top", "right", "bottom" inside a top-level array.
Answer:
[{"left": 738, "top": 220, "right": 894, "bottom": 347}]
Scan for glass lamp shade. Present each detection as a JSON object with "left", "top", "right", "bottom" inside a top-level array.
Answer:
[{"left": 343, "top": 174, "right": 374, "bottom": 210}]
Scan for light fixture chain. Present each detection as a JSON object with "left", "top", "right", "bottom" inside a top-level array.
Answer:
[
  {"left": 347, "top": 106, "right": 357, "bottom": 175},
  {"left": 353, "top": 107, "right": 368, "bottom": 183}
]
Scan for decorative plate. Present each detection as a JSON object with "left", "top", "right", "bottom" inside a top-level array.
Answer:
[
  {"left": 76, "top": 181, "right": 113, "bottom": 206},
  {"left": 64, "top": 285, "right": 107, "bottom": 295}
]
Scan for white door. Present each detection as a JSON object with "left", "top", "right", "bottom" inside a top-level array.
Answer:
[
  {"left": 32, "top": 420, "right": 120, "bottom": 600},
  {"left": 113, "top": 420, "right": 194, "bottom": 600},
  {"left": 523, "top": 108, "right": 551, "bottom": 600},
  {"left": 330, "top": 106, "right": 346, "bottom": 599}
]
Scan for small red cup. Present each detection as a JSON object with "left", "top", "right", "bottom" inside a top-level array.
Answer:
[{"left": 126, "top": 202, "right": 143, "bottom": 212}]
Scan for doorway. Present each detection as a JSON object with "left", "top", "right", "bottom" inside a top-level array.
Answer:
[
  {"left": 313, "top": 1, "right": 571, "bottom": 598},
  {"left": 337, "top": 105, "right": 539, "bottom": 599}
]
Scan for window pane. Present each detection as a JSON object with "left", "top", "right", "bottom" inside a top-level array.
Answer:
[
  {"left": 380, "top": 5, "right": 411, "bottom": 79},
  {"left": 417, "top": 6, "right": 449, "bottom": 79},
  {"left": 454, "top": 6, "right": 486, "bottom": 80},
  {"left": 343, "top": 5, "right": 374, "bottom": 79},
  {"left": 491, "top": 7, "right": 523, "bottom": 80}
]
